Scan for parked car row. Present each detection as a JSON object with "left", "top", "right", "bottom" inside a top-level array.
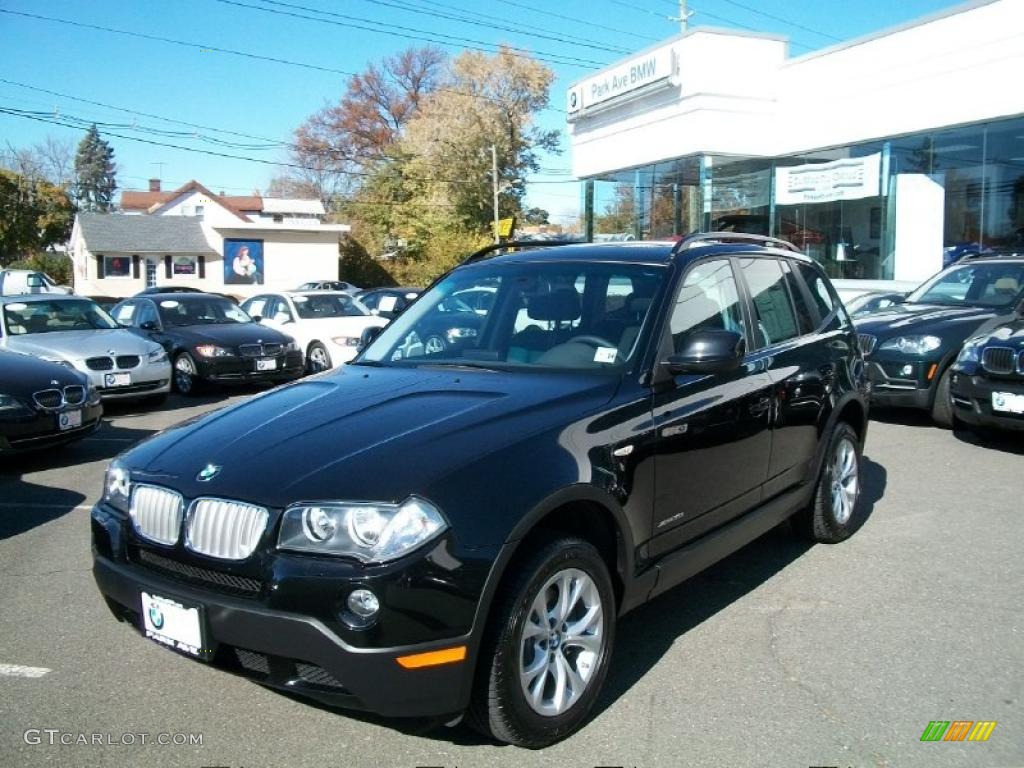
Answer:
[{"left": 853, "top": 251, "right": 1024, "bottom": 435}]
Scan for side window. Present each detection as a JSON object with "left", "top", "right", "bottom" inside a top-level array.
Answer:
[
  {"left": 137, "top": 302, "right": 159, "bottom": 328},
  {"left": 740, "top": 258, "right": 801, "bottom": 347},
  {"left": 113, "top": 302, "right": 136, "bottom": 326},
  {"left": 270, "top": 297, "right": 294, "bottom": 323},
  {"left": 780, "top": 261, "right": 816, "bottom": 334},
  {"left": 796, "top": 262, "right": 835, "bottom": 319},
  {"left": 669, "top": 259, "right": 745, "bottom": 354}
]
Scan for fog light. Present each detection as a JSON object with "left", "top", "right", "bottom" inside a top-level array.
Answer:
[
  {"left": 347, "top": 589, "right": 379, "bottom": 618},
  {"left": 900, "top": 364, "right": 914, "bottom": 376}
]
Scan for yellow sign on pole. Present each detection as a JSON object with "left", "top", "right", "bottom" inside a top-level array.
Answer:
[{"left": 496, "top": 217, "right": 516, "bottom": 239}]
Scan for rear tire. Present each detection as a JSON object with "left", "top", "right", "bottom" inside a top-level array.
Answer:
[
  {"left": 931, "top": 367, "right": 954, "bottom": 428},
  {"left": 793, "top": 422, "right": 864, "bottom": 543},
  {"left": 467, "top": 537, "right": 616, "bottom": 748}
]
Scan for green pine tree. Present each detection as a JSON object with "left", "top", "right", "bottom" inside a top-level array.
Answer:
[{"left": 73, "top": 124, "right": 117, "bottom": 212}]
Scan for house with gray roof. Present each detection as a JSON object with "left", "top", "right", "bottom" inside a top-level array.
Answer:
[{"left": 69, "top": 180, "right": 349, "bottom": 299}]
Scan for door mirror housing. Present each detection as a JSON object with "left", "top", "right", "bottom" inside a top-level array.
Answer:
[
  {"left": 663, "top": 330, "right": 745, "bottom": 376},
  {"left": 251, "top": 315, "right": 262, "bottom": 323},
  {"left": 139, "top": 320, "right": 159, "bottom": 332}
]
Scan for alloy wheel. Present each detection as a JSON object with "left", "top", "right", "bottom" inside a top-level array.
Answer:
[
  {"left": 518, "top": 568, "right": 605, "bottom": 717},
  {"left": 830, "top": 437, "right": 859, "bottom": 524},
  {"left": 174, "top": 355, "right": 195, "bottom": 394}
]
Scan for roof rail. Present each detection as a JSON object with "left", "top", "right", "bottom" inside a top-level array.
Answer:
[
  {"left": 461, "top": 239, "right": 583, "bottom": 265},
  {"left": 671, "top": 232, "right": 802, "bottom": 256}
]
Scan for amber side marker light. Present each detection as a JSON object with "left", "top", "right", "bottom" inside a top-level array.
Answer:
[
  {"left": 396, "top": 646, "right": 467, "bottom": 669},
  {"left": 927, "top": 363, "right": 938, "bottom": 380}
]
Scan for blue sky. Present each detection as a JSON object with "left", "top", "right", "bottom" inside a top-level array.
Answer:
[{"left": 0, "top": 0, "right": 961, "bottom": 222}]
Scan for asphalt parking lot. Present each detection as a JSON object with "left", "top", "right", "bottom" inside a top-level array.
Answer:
[{"left": 1, "top": 390, "right": 1021, "bottom": 768}]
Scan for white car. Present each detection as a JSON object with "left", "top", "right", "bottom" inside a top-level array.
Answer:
[{"left": 240, "top": 291, "right": 387, "bottom": 372}]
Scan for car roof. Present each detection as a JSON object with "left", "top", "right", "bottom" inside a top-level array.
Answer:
[
  {"left": 459, "top": 239, "right": 814, "bottom": 268},
  {"left": 0, "top": 293, "right": 87, "bottom": 305},
  {"left": 132, "top": 292, "right": 229, "bottom": 301},
  {"left": 278, "top": 290, "right": 356, "bottom": 299}
]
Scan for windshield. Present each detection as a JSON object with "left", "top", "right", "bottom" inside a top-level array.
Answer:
[
  {"left": 157, "top": 297, "right": 252, "bottom": 326},
  {"left": 293, "top": 293, "right": 369, "bottom": 319},
  {"left": 358, "top": 261, "right": 666, "bottom": 372},
  {"left": 908, "top": 263, "right": 1024, "bottom": 308},
  {"left": 3, "top": 299, "right": 118, "bottom": 334}
]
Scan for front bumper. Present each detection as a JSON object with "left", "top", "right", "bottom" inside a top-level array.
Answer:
[
  {"left": 950, "top": 371, "right": 1024, "bottom": 432},
  {"left": 864, "top": 356, "right": 938, "bottom": 409},
  {"left": 196, "top": 352, "right": 304, "bottom": 384},
  {"left": 91, "top": 503, "right": 494, "bottom": 717},
  {"left": 0, "top": 401, "right": 103, "bottom": 453},
  {"left": 74, "top": 360, "right": 173, "bottom": 400}
]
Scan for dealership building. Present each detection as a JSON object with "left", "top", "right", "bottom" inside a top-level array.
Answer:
[{"left": 568, "top": 0, "right": 1024, "bottom": 282}]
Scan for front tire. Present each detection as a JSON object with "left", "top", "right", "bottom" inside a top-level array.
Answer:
[
  {"left": 794, "top": 422, "right": 864, "bottom": 543},
  {"left": 306, "top": 341, "right": 332, "bottom": 373},
  {"left": 931, "top": 367, "right": 954, "bottom": 428},
  {"left": 173, "top": 353, "right": 200, "bottom": 396},
  {"left": 468, "top": 537, "right": 616, "bottom": 748}
]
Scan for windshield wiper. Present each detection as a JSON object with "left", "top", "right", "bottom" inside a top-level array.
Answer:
[{"left": 420, "top": 361, "right": 503, "bottom": 373}]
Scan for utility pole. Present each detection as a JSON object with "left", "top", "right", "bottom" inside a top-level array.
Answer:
[
  {"left": 673, "top": 0, "right": 692, "bottom": 33},
  {"left": 491, "top": 144, "right": 500, "bottom": 244}
]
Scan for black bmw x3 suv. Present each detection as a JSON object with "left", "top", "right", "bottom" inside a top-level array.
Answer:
[{"left": 92, "top": 234, "right": 870, "bottom": 747}]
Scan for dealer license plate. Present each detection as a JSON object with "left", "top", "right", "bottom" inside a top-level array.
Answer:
[
  {"left": 104, "top": 372, "right": 131, "bottom": 387},
  {"left": 256, "top": 358, "right": 277, "bottom": 371},
  {"left": 57, "top": 409, "right": 82, "bottom": 431},
  {"left": 140, "top": 592, "right": 207, "bottom": 659},
  {"left": 992, "top": 391, "right": 1024, "bottom": 414}
]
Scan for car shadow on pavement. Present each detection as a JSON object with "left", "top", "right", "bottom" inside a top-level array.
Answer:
[
  {"left": 868, "top": 406, "right": 936, "bottom": 429},
  {"left": 952, "top": 426, "right": 1024, "bottom": 455}
]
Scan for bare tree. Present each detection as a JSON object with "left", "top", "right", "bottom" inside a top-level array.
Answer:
[{"left": 1, "top": 136, "right": 75, "bottom": 187}]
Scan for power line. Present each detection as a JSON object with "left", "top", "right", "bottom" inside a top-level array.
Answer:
[
  {"left": 0, "top": 106, "right": 581, "bottom": 187},
  {"left": 215, "top": 0, "right": 607, "bottom": 68},
  {"left": 349, "top": 0, "right": 634, "bottom": 55},
  {"left": 482, "top": 0, "right": 660, "bottom": 45},
  {"left": 0, "top": 9, "right": 567, "bottom": 115},
  {"left": 713, "top": 0, "right": 842, "bottom": 42}
]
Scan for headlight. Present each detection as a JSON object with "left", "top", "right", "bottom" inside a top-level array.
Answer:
[
  {"left": 87, "top": 383, "right": 101, "bottom": 405},
  {"left": 102, "top": 460, "right": 131, "bottom": 513},
  {"left": 278, "top": 496, "right": 447, "bottom": 563},
  {"left": 285, "top": 340, "right": 300, "bottom": 352},
  {"left": 195, "top": 345, "right": 232, "bottom": 358},
  {"left": 445, "top": 327, "right": 477, "bottom": 342},
  {"left": 147, "top": 347, "right": 168, "bottom": 364},
  {"left": 956, "top": 339, "right": 983, "bottom": 365},
  {"left": 331, "top": 336, "right": 361, "bottom": 347},
  {"left": 878, "top": 335, "right": 942, "bottom": 355},
  {"left": 0, "top": 393, "right": 32, "bottom": 419},
  {"left": 41, "top": 356, "right": 74, "bottom": 369}
]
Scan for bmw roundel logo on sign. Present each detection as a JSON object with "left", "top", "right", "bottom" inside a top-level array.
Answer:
[{"left": 148, "top": 602, "right": 164, "bottom": 631}]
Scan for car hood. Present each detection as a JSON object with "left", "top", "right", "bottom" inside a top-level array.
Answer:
[
  {"left": 968, "top": 318, "right": 1024, "bottom": 349},
  {"left": 4, "top": 328, "right": 158, "bottom": 359},
  {"left": 0, "top": 349, "right": 88, "bottom": 394},
  {"left": 296, "top": 316, "right": 388, "bottom": 335},
  {"left": 165, "top": 322, "right": 293, "bottom": 347},
  {"left": 854, "top": 302, "right": 1008, "bottom": 342},
  {"left": 123, "top": 365, "right": 620, "bottom": 509}
]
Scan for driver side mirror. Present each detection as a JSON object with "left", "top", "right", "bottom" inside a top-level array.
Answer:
[
  {"left": 251, "top": 315, "right": 262, "bottom": 323},
  {"left": 139, "top": 320, "right": 159, "bottom": 332},
  {"left": 662, "top": 330, "right": 745, "bottom": 376}
]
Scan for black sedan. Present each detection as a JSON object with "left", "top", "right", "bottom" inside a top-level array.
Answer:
[
  {"left": 950, "top": 316, "right": 1024, "bottom": 434},
  {"left": 855, "top": 254, "right": 1024, "bottom": 426},
  {"left": 111, "top": 293, "right": 304, "bottom": 395},
  {"left": 0, "top": 349, "right": 102, "bottom": 454}
]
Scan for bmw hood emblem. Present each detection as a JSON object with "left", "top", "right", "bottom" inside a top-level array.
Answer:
[{"left": 196, "top": 463, "right": 222, "bottom": 482}]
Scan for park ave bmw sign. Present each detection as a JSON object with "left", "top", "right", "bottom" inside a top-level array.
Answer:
[{"left": 567, "top": 46, "right": 677, "bottom": 116}]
